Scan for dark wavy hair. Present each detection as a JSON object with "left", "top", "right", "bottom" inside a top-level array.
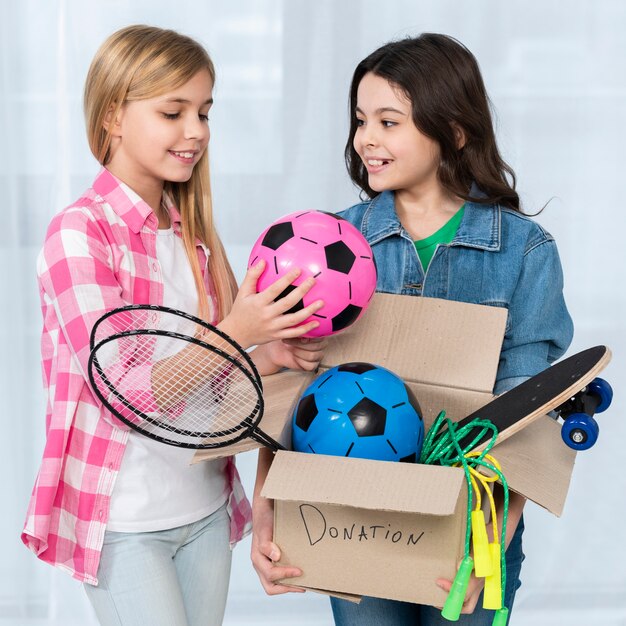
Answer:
[{"left": 346, "top": 33, "right": 521, "bottom": 211}]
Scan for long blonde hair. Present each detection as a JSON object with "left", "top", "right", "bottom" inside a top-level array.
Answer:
[{"left": 84, "top": 24, "right": 237, "bottom": 321}]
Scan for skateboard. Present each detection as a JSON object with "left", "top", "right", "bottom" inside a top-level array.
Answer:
[{"left": 455, "top": 345, "right": 613, "bottom": 453}]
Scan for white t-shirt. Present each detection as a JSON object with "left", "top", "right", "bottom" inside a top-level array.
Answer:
[{"left": 107, "top": 227, "right": 227, "bottom": 532}]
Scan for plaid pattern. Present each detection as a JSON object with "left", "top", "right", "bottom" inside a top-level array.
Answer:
[{"left": 22, "top": 168, "right": 252, "bottom": 584}]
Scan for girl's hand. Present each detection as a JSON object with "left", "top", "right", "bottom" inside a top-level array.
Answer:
[
  {"left": 219, "top": 261, "right": 324, "bottom": 349},
  {"left": 251, "top": 497, "right": 305, "bottom": 595},
  {"left": 270, "top": 336, "right": 327, "bottom": 371},
  {"left": 435, "top": 493, "right": 525, "bottom": 614},
  {"left": 435, "top": 572, "right": 484, "bottom": 614},
  {"left": 253, "top": 336, "right": 327, "bottom": 376}
]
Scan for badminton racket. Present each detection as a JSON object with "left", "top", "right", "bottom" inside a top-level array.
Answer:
[{"left": 88, "top": 304, "right": 284, "bottom": 450}]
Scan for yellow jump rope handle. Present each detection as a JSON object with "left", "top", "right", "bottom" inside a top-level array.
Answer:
[
  {"left": 471, "top": 510, "right": 493, "bottom": 577},
  {"left": 482, "top": 542, "right": 502, "bottom": 610},
  {"left": 441, "top": 556, "right": 474, "bottom": 621}
]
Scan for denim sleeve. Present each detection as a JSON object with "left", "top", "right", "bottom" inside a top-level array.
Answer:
[{"left": 494, "top": 237, "right": 574, "bottom": 395}]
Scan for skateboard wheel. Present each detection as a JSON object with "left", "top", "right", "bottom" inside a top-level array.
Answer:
[
  {"left": 588, "top": 378, "right": 613, "bottom": 413},
  {"left": 562, "top": 414, "right": 599, "bottom": 451}
]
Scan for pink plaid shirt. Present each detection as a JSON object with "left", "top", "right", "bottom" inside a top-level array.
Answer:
[{"left": 22, "top": 168, "right": 252, "bottom": 585}]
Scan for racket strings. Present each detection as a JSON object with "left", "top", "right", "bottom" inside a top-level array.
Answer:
[
  {"left": 89, "top": 307, "right": 264, "bottom": 448},
  {"left": 93, "top": 308, "right": 256, "bottom": 378},
  {"left": 94, "top": 335, "right": 259, "bottom": 432}
]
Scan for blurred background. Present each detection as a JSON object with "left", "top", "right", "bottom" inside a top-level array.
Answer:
[{"left": 1, "top": 0, "right": 624, "bottom": 624}]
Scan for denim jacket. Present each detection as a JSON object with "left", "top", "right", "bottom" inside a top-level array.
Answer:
[{"left": 339, "top": 190, "right": 574, "bottom": 395}]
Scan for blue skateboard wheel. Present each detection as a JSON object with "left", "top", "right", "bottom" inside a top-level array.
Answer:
[
  {"left": 588, "top": 378, "right": 613, "bottom": 413},
  {"left": 562, "top": 414, "right": 599, "bottom": 451}
]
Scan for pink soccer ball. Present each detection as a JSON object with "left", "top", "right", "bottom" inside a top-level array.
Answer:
[{"left": 248, "top": 210, "right": 377, "bottom": 337}]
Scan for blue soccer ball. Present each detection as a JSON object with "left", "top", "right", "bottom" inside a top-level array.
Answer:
[{"left": 291, "top": 362, "right": 423, "bottom": 462}]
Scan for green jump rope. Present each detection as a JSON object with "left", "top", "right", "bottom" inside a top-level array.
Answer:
[{"left": 420, "top": 411, "right": 510, "bottom": 626}]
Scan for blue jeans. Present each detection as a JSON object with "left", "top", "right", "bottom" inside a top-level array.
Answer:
[
  {"left": 84, "top": 503, "right": 232, "bottom": 626},
  {"left": 330, "top": 517, "right": 525, "bottom": 626}
]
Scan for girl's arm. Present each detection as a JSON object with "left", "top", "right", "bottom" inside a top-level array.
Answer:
[
  {"left": 249, "top": 336, "right": 325, "bottom": 594},
  {"left": 42, "top": 207, "right": 324, "bottom": 415},
  {"left": 494, "top": 237, "right": 573, "bottom": 394},
  {"left": 38, "top": 208, "right": 132, "bottom": 425},
  {"left": 251, "top": 447, "right": 305, "bottom": 595},
  {"left": 150, "top": 266, "right": 326, "bottom": 409}
]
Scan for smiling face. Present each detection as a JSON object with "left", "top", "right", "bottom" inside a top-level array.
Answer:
[
  {"left": 106, "top": 68, "right": 213, "bottom": 204},
  {"left": 353, "top": 72, "right": 441, "bottom": 198}
]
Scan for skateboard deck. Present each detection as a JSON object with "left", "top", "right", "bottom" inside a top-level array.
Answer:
[{"left": 455, "top": 345, "right": 612, "bottom": 452}]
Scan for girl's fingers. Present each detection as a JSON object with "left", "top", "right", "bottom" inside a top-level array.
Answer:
[
  {"left": 287, "top": 342, "right": 325, "bottom": 362},
  {"left": 279, "top": 298, "right": 325, "bottom": 327},
  {"left": 271, "top": 278, "right": 318, "bottom": 314},
  {"left": 252, "top": 540, "right": 305, "bottom": 595},
  {"left": 261, "top": 565, "right": 306, "bottom": 595},
  {"left": 260, "top": 268, "right": 305, "bottom": 302},
  {"left": 293, "top": 356, "right": 323, "bottom": 371},
  {"left": 282, "top": 337, "right": 327, "bottom": 349},
  {"left": 244, "top": 266, "right": 319, "bottom": 314},
  {"left": 277, "top": 319, "right": 321, "bottom": 339},
  {"left": 239, "top": 260, "right": 267, "bottom": 296},
  {"left": 270, "top": 581, "right": 306, "bottom": 594},
  {"left": 292, "top": 350, "right": 324, "bottom": 363}
]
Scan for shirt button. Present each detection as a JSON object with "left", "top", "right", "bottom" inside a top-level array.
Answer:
[
  {"left": 152, "top": 263, "right": 158, "bottom": 272},
  {"left": 98, "top": 510, "right": 103, "bottom": 519}
]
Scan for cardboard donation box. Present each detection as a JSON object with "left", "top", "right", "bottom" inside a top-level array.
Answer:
[
  {"left": 194, "top": 293, "right": 577, "bottom": 606},
  {"left": 262, "top": 452, "right": 468, "bottom": 604}
]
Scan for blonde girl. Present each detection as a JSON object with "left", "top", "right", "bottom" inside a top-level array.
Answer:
[{"left": 22, "top": 25, "right": 324, "bottom": 626}]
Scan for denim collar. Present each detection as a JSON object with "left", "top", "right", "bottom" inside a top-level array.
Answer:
[{"left": 360, "top": 189, "right": 501, "bottom": 251}]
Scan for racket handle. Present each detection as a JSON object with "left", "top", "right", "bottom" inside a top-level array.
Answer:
[{"left": 441, "top": 555, "right": 473, "bottom": 621}]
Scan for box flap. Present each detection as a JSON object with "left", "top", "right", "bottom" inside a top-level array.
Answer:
[
  {"left": 304, "top": 587, "right": 362, "bottom": 603},
  {"left": 192, "top": 294, "right": 505, "bottom": 463},
  {"left": 406, "top": 382, "right": 494, "bottom": 429},
  {"left": 262, "top": 450, "right": 466, "bottom": 516},
  {"left": 324, "top": 293, "right": 506, "bottom": 393},
  {"left": 492, "top": 415, "right": 576, "bottom": 516}
]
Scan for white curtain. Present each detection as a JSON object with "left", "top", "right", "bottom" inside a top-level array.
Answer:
[{"left": 2, "top": 1, "right": 625, "bottom": 624}]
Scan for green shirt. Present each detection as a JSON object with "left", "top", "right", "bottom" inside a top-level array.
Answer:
[{"left": 413, "top": 205, "right": 465, "bottom": 270}]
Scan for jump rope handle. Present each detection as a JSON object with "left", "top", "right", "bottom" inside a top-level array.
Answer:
[
  {"left": 492, "top": 607, "right": 509, "bottom": 626},
  {"left": 441, "top": 556, "right": 474, "bottom": 621}
]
